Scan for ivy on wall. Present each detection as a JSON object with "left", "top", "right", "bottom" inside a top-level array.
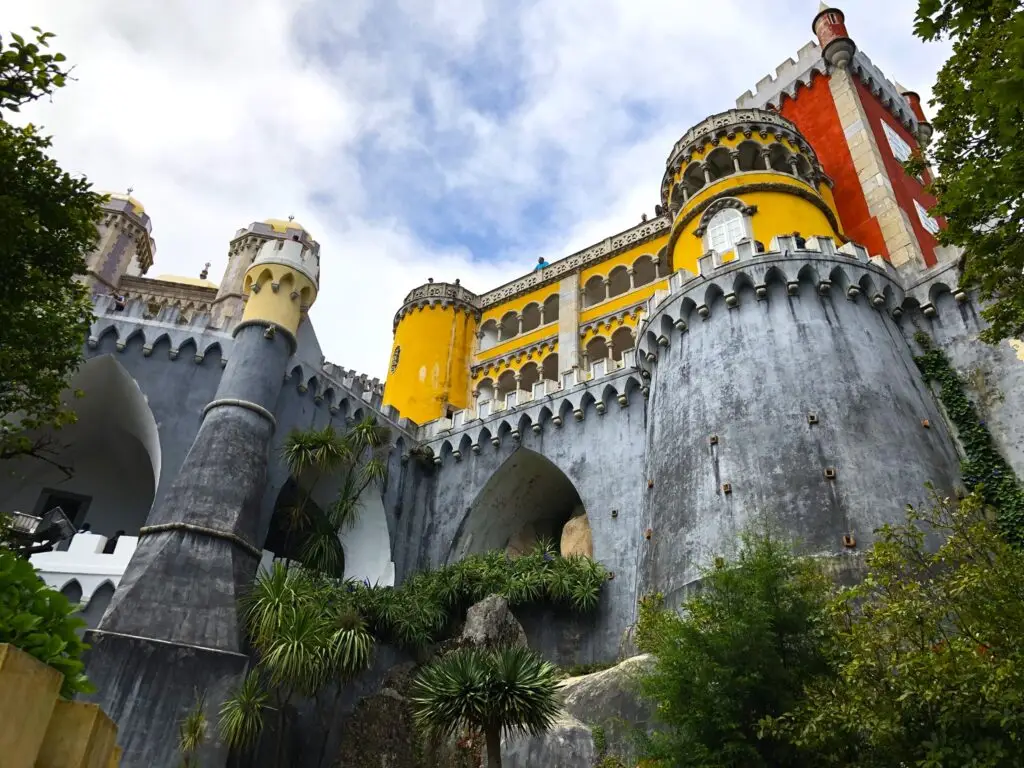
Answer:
[{"left": 914, "top": 331, "right": 1024, "bottom": 544}]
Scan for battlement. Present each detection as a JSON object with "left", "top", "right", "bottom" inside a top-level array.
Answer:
[
  {"left": 419, "top": 362, "right": 644, "bottom": 466},
  {"left": 736, "top": 41, "right": 825, "bottom": 111},
  {"left": 736, "top": 42, "right": 919, "bottom": 134}
]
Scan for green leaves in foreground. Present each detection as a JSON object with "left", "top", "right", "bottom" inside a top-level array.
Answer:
[{"left": 0, "top": 549, "right": 92, "bottom": 697}]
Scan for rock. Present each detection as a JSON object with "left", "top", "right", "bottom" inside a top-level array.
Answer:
[
  {"left": 560, "top": 513, "right": 593, "bottom": 558},
  {"left": 459, "top": 594, "right": 527, "bottom": 651},
  {"left": 334, "top": 688, "right": 421, "bottom": 767},
  {"left": 502, "top": 712, "right": 595, "bottom": 768},
  {"left": 560, "top": 655, "right": 658, "bottom": 762}
]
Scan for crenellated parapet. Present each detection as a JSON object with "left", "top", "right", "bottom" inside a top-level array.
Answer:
[
  {"left": 420, "top": 364, "right": 645, "bottom": 467},
  {"left": 637, "top": 236, "right": 907, "bottom": 368},
  {"left": 393, "top": 280, "right": 481, "bottom": 330}
]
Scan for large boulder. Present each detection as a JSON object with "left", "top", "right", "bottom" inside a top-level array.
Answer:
[
  {"left": 561, "top": 654, "right": 657, "bottom": 762},
  {"left": 502, "top": 712, "right": 596, "bottom": 768},
  {"left": 560, "top": 513, "right": 593, "bottom": 558},
  {"left": 458, "top": 594, "right": 527, "bottom": 651}
]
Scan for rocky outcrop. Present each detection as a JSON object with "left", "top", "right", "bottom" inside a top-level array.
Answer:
[
  {"left": 506, "top": 522, "right": 539, "bottom": 558},
  {"left": 560, "top": 513, "right": 593, "bottom": 558},
  {"left": 458, "top": 594, "right": 528, "bottom": 651},
  {"left": 502, "top": 712, "right": 596, "bottom": 768},
  {"left": 501, "top": 654, "right": 657, "bottom": 766},
  {"left": 561, "top": 655, "right": 657, "bottom": 762}
]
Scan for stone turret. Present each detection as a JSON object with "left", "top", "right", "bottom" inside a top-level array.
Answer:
[
  {"left": 813, "top": 6, "right": 856, "bottom": 69},
  {"left": 86, "top": 193, "right": 156, "bottom": 292},
  {"left": 83, "top": 219, "right": 322, "bottom": 767}
]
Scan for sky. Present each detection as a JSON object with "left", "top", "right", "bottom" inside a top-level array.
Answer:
[{"left": 3, "top": 1, "right": 951, "bottom": 378}]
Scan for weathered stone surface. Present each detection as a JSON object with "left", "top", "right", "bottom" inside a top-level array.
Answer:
[
  {"left": 561, "top": 655, "right": 657, "bottom": 762},
  {"left": 560, "top": 513, "right": 593, "bottom": 558},
  {"left": 505, "top": 521, "right": 539, "bottom": 559},
  {"left": 459, "top": 595, "right": 527, "bottom": 651},
  {"left": 502, "top": 712, "right": 595, "bottom": 768}
]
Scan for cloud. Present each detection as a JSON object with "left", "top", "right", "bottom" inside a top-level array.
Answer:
[{"left": 3, "top": 0, "right": 951, "bottom": 377}]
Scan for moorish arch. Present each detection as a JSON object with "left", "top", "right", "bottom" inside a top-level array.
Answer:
[
  {"left": 451, "top": 447, "right": 592, "bottom": 561},
  {"left": 263, "top": 474, "right": 395, "bottom": 586},
  {"left": 0, "top": 354, "right": 160, "bottom": 538}
]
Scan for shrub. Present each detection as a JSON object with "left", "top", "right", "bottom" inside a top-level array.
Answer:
[{"left": 0, "top": 549, "right": 91, "bottom": 696}]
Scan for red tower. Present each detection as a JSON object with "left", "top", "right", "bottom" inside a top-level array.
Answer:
[{"left": 736, "top": 5, "right": 945, "bottom": 269}]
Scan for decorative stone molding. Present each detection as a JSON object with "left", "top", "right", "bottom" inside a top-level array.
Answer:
[
  {"left": 472, "top": 336, "right": 558, "bottom": 380},
  {"left": 693, "top": 199, "right": 759, "bottom": 237},
  {"left": 393, "top": 281, "right": 481, "bottom": 330}
]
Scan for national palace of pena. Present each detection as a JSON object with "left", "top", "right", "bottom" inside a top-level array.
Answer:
[{"left": 4, "top": 6, "right": 1023, "bottom": 767}]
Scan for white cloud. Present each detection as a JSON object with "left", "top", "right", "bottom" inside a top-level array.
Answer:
[{"left": 3, "top": 0, "right": 951, "bottom": 378}]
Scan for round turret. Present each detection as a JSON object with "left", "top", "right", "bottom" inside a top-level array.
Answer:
[
  {"left": 636, "top": 244, "right": 961, "bottom": 606},
  {"left": 899, "top": 89, "right": 934, "bottom": 145},
  {"left": 661, "top": 109, "right": 843, "bottom": 272},
  {"left": 239, "top": 235, "right": 321, "bottom": 351},
  {"left": 813, "top": 7, "right": 856, "bottom": 69},
  {"left": 383, "top": 280, "right": 480, "bottom": 425}
]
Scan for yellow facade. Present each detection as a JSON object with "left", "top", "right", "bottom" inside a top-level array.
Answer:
[
  {"left": 671, "top": 172, "right": 843, "bottom": 272},
  {"left": 0, "top": 644, "right": 121, "bottom": 768},
  {"left": 242, "top": 263, "right": 318, "bottom": 336},
  {"left": 383, "top": 305, "right": 477, "bottom": 424},
  {"left": 474, "top": 341, "right": 558, "bottom": 383}
]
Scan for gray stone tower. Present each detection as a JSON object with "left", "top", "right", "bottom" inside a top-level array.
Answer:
[{"left": 82, "top": 228, "right": 321, "bottom": 766}]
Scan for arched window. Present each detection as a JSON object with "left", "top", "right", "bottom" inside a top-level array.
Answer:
[{"left": 706, "top": 209, "right": 746, "bottom": 255}]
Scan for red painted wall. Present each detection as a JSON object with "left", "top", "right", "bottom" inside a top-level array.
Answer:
[
  {"left": 779, "top": 73, "right": 888, "bottom": 259},
  {"left": 854, "top": 78, "right": 942, "bottom": 267}
]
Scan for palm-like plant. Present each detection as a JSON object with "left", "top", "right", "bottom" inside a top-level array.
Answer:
[
  {"left": 410, "top": 646, "right": 562, "bottom": 768},
  {"left": 178, "top": 689, "right": 208, "bottom": 767},
  {"left": 221, "top": 565, "right": 374, "bottom": 767},
  {"left": 279, "top": 417, "right": 390, "bottom": 576}
]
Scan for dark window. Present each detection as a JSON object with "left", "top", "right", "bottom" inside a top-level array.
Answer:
[{"left": 34, "top": 489, "right": 92, "bottom": 529}]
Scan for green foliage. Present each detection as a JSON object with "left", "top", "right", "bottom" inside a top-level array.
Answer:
[
  {"left": 220, "top": 565, "right": 374, "bottom": 763},
  {"left": 1, "top": 27, "right": 71, "bottom": 111},
  {"left": 0, "top": 549, "right": 91, "bottom": 696},
  {"left": 914, "top": 331, "right": 1024, "bottom": 542},
  {"left": 178, "top": 689, "right": 208, "bottom": 768},
  {"left": 410, "top": 645, "right": 561, "bottom": 768},
  {"left": 907, "top": 1, "right": 1024, "bottom": 343},
  {"left": 0, "top": 28, "right": 100, "bottom": 467},
  {"left": 560, "top": 660, "right": 614, "bottom": 678},
  {"left": 592, "top": 723, "right": 607, "bottom": 754},
  {"left": 277, "top": 418, "right": 390, "bottom": 576},
  {"left": 635, "top": 528, "right": 833, "bottom": 767},
  {"left": 769, "top": 490, "right": 1024, "bottom": 766},
  {"left": 347, "top": 541, "right": 607, "bottom": 650}
]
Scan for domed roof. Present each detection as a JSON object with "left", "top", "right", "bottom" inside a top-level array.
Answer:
[
  {"left": 103, "top": 192, "right": 146, "bottom": 216},
  {"left": 154, "top": 274, "right": 218, "bottom": 289},
  {"left": 263, "top": 217, "right": 308, "bottom": 234}
]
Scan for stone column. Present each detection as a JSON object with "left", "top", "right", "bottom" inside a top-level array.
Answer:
[{"left": 558, "top": 273, "right": 580, "bottom": 371}]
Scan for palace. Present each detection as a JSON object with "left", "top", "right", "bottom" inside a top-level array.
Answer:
[{"left": 4, "top": 7, "right": 1023, "bottom": 767}]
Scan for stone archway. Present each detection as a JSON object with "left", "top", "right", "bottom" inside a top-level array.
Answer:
[
  {"left": 0, "top": 354, "right": 160, "bottom": 537},
  {"left": 454, "top": 448, "right": 592, "bottom": 560},
  {"left": 263, "top": 477, "right": 395, "bottom": 586}
]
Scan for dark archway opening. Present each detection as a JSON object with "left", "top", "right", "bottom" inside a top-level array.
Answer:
[
  {"left": 263, "top": 479, "right": 339, "bottom": 571},
  {"left": 453, "top": 448, "right": 589, "bottom": 560}
]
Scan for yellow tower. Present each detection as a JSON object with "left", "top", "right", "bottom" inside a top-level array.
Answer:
[
  {"left": 240, "top": 228, "right": 321, "bottom": 344},
  {"left": 660, "top": 109, "right": 844, "bottom": 271},
  {"left": 383, "top": 280, "right": 480, "bottom": 425}
]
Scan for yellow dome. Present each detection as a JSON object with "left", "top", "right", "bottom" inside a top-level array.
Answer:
[
  {"left": 264, "top": 217, "right": 307, "bottom": 234},
  {"left": 103, "top": 192, "right": 146, "bottom": 216},
  {"left": 154, "top": 274, "right": 219, "bottom": 289}
]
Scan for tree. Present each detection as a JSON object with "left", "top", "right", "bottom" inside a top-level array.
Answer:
[
  {"left": 0, "top": 548, "right": 92, "bottom": 697},
  {"left": 219, "top": 564, "right": 374, "bottom": 767},
  {"left": 0, "top": 28, "right": 102, "bottom": 467},
  {"left": 908, "top": 2, "right": 1024, "bottom": 343},
  {"left": 634, "top": 528, "right": 834, "bottom": 767},
  {"left": 770, "top": 490, "right": 1024, "bottom": 767},
  {"left": 410, "top": 645, "right": 562, "bottom": 768},
  {"left": 274, "top": 417, "right": 390, "bottom": 575}
]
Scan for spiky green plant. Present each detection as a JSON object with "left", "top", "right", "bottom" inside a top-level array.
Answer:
[
  {"left": 219, "top": 671, "right": 268, "bottom": 753},
  {"left": 411, "top": 646, "right": 562, "bottom": 768},
  {"left": 178, "top": 689, "right": 208, "bottom": 768},
  {"left": 278, "top": 417, "right": 391, "bottom": 575}
]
